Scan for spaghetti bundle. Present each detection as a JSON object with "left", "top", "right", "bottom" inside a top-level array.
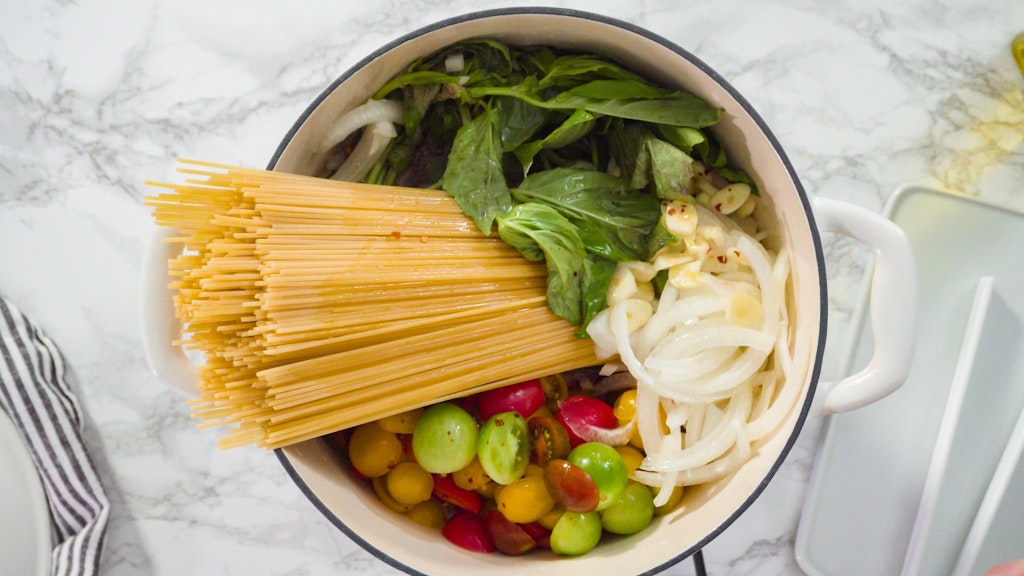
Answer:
[{"left": 145, "top": 160, "right": 599, "bottom": 449}]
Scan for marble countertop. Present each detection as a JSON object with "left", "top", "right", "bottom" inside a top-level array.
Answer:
[{"left": 2, "top": 1, "right": 1023, "bottom": 574}]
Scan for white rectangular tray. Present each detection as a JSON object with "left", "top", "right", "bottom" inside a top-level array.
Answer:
[{"left": 795, "top": 185, "right": 1024, "bottom": 576}]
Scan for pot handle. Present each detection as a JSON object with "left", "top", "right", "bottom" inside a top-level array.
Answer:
[
  {"left": 139, "top": 226, "right": 200, "bottom": 397},
  {"left": 810, "top": 197, "right": 918, "bottom": 415}
]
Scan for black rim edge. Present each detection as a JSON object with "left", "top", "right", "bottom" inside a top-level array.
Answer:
[{"left": 269, "top": 6, "right": 830, "bottom": 576}]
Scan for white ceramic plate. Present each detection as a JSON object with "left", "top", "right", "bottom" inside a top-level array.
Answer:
[
  {"left": 0, "top": 409, "right": 51, "bottom": 576},
  {"left": 795, "top": 185, "right": 1024, "bottom": 576}
]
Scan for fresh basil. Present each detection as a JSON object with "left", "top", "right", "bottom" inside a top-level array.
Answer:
[
  {"left": 440, "top": 106, "right": 512, "bottom": 233},
  {"left": 511, "top": 168, "right": 660, "bottom": 262},
  {"left": 497, "top": 203, "right": 585, "bottom": 325},
  {"left": 360, "top": 39, "right": 748, "bottom": 331}
]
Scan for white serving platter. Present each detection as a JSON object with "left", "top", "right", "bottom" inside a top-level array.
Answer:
[
  {"left": 0, "top": 408, "right": 51, "bottom": 576},
  {"left": 795, "top": 185, "right": 1024, "bottom": 576}
]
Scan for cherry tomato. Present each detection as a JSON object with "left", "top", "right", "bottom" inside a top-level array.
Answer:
[
  {"left": 484, "top": 509, "right": 537, "bottom": 556},
  {"left": 495, "top": 476, "right": 555, "bottom": 524},
  {"left": 556, "top": 395, "right": 617, "bottom": 448},
  {"left": 567, "top": 442, "right": 628, "bottom": 511},
  {"left": 406, "top": 499, "right": 446, "bottom": 530},
  {"left": 412, "top": 403, "right": 478, "bottom": 474},
  {"left": 600, "top": 481, "right": 655, "bottom": 535},
  {"left": 549, "top": 511, "right": 602, "bottom": 556},
  {"left": 452, "top": 457, "right": 491, "bottom": 491},
  {"left": 377, "top": 407, "right": 424, "bottom": 434},
  {"left": 442, "top": 512, "right": 496, "bottom": 553},
  {"left": 371, "top": 476, "right": 413, "bottom": 513},
  {"left": 477, "top": 379, "right": 545, "bottom": 420},
  {"left": 543, "top": 459, "right": 600, "bottom": 513},
  {"left": 477, "top": 411, "right": 530, "bottom": 485},
  {"left": 528, "top": 416, "right": 571, "bottom": 466},
  {"left": 432, "top": 474, "right": 483, "bottom": 514},
  {"left": 349, "top": 423, "right": 403, "bottom": 478},
  {"left": 519, "top": 522, "right": 551, "bottom": 549}
]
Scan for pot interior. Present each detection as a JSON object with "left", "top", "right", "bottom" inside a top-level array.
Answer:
[{"left": 273, "top": 9, "right": 826, "bottom": 575}]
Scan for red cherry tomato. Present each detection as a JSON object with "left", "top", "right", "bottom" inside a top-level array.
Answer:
[
  {"left": 432, "top": 474, "right": 482, "bottom": 514},
  {"left": 555, "top": 395, "right": 617, "bottom": 447},
  {"left": 484, "top": 509, "right": 537, "bottom": 555},
  {"left": 543, "top": 459, "right": 600, "bottom": 513},
  {"left": 519, "top": 522, "right": 551, "bottom": 548},
  {"left": 442, "top": 512, "right": 496, "bottom": 553},
  {"left": 477, "top": 379, "right": 546, "bottom": 420}
]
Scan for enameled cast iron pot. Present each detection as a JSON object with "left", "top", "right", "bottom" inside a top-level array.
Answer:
[{"left": 141, "top": 8, "right": 918, "bottom": 575}]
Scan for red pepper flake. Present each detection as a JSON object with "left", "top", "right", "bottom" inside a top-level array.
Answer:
[
  {"left": 717, "top": 255, "right": 727, "bottom": 264},
  {"left": 667, "top": 208, "right": 677, "bottom": 216},
  {"left": 714, "top": 203, "right": 723, "bottom": 212},
  {"left": 733, "top": 249, "right": 741, "bottom": 257},
  {"left": 390, "top": 230, "right": 402, "bottom": 240}
]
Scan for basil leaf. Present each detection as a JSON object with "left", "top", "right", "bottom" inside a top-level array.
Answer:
[
  {"left": 609, "top": 123, "right": 696, "bottom": 199},
  {"left": 656, "top": 124, "right": 706, "bottom": 154},
  {"left": 717, "top": 166, "right": 759, "bottom": 196},
  {"left": 511, "top": 168, "right": 660, "bottom": 261},
  {"left": 552, "top": 92, "right": 722, "bottom": 128},
  {"left": 575, "top": 255, "right": 616, "bottom": 337},
  {"left": 647, "top": 137, "right": 695, "bottom": 200},
  {"left": 539, "top": 55, "right": 643, "bottom": 89},
  {"left": 513, "top": 109, "right": 596, "bottom": 172},
  {"left": 643, "top": 216, "right": 679, "bottom": 261},
  {"left": 497, "top": 203, "right": 585, "bottom": 325},
  {"left": 441, "top": 106, "right": 512, "bottom": 233},
  {"left": 374, "top": 71, "right": 462, "bottom": 100},
  {"left": 497, "top": 96, "right": 549, "bottom": 152},
  {"left": 560, "top": 79, "right": 672, "bottom": 101}
]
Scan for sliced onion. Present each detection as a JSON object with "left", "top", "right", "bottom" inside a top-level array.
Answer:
[
  {"left": 568, "top": 413, "right": 636, "bottom": 446},
  {"left": 329, "top": 120, "right": 396, "bottom": 182},
  {"left": 640, "top": 382, "right": 751, "bottom": 472},
  {"left": 318, "top": 99, "right": 403, "bottom": 154}
]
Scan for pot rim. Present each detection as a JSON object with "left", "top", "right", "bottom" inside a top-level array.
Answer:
[{"left": 269, "top": 7, "right": 829, "bottom": 575}]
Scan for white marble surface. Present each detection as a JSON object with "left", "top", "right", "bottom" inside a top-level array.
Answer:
[{"left": 1, "top": 1, "right": 1023, "bottom": 574}]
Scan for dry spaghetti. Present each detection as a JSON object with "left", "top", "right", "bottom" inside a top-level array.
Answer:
[{"left": 145, "top": 160, "right": 599, "bottom": 449}]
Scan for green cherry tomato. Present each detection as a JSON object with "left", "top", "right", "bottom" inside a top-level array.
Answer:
[
  {"left": 600, "top": 481, "right": 655, "bottom": 535},
  {"left": 567, "top": 442, "right": 628, "bottom": 511},
  {"left": 549, "top": 511, "right": 602, "bottom": 556},
  {"left": 477, "top": 411, "right": 530, "bottom": 485},
  {"left": 412, "top": 403, "right": 478, "bottom": 474}
]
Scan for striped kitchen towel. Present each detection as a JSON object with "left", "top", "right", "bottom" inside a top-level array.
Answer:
[{"left": 0, "top": 295, "right": 110, "bottom": 576}]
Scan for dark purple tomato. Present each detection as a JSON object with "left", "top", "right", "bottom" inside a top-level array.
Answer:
[
  {"left": 484, "top": 509, "right": 537, "bottom": 556},
  {"left": 442, "top": 512, "right": 496, "bottom": 553},
  {"left": 528, "top": 416, "right": 572, "bottom": 466},
  {"left": 543, "top": 459, "right": 600, "bottom": 513},
  {"left": 477, "top": 379, "right": 546, "bottom": 420},
  {"left": 555, "top": 395, "right": 617, "bottom": 447}
]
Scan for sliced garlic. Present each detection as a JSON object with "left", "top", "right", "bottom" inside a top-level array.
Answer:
[
  {"left": 709, "top": 183, "right": 752, "bottom": 215},
  {"left": 726, "top": 292, "right": 764, "bottom": 329},
  {"left": 607, "top": 263, "right": 639, "bottom": 306},
  {"left": 661, "top": 198, "right": 698, "bottom": 239}
]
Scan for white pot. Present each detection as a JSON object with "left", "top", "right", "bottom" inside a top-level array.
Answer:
[{"left": 140, "top": 8, "right": 918, "bottom": 575}]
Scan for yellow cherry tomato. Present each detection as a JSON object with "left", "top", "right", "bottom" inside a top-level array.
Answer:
[
  {"left": 653, "top": 485, "right": 684, "bottom": 516},
  {"left": 496, "top": 476, "right": 555, "bottom": 524},
  {"left": 386, "top": 462, "right": 433, "bottom": 505},
  {"left": 615, "top": 445, "right": 645, "bottom": 475},
  {"left": 452, "top": 457, "right": 491, "bottom": 491},
  {"left": 377, "top": 407, "right": 424, "bottom": 434},
  {"left": 349, "top": 423, "right": 402, "bottom": 478},
  {"left": 406, "top": 500, "right": 446, "bottom": 530}
]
